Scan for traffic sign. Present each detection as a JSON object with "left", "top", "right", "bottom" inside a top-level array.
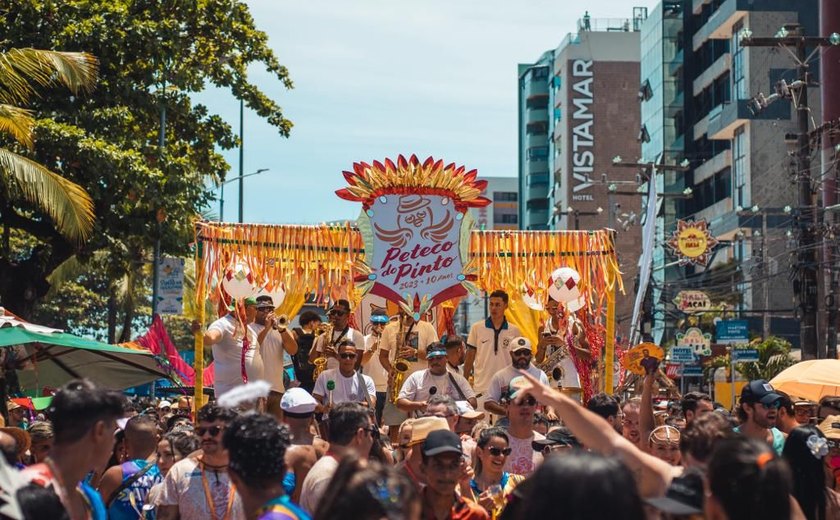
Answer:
[
  {"left": 732, "top": 348, "right": 759, "bottom": 362},
  {"left": 670, "top": 346, "right": 695, "bottom": 363}
]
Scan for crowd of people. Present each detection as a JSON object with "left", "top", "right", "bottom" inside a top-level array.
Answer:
[{"left": 2, "top": 291, "right": 840, "bottom": 520}]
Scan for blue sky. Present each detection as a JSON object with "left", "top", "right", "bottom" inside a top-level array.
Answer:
[{"left": 199, "top": 0, "right": 657, "bottom": 224}]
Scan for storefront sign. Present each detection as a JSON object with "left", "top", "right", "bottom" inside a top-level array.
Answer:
[
  {"left": 673, "top": 290, "right": 712, "bottom": 314},
  {"left": 676, "top": 327, "right": 712, "bottom": 357},
  {"left": 156, "top": 257, "right": 184, "bottom": 315},
  {"left": 667, "top": 219, "right": 718, "bottom": 266}
]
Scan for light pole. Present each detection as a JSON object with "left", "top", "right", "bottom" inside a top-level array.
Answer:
[
  {"left": 557, "top": 206, "right": 603, "bottom": 230},
  {"left": 219, "top": 168, "right": 269, "bottom": 222},
  {"left": 238, "top": 98, "right": 245, "bottom": 223}
]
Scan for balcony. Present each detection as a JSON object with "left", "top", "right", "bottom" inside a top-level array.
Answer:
[
  {"left": 692, "top": 0, "right": 794, "bottom": 51},
  {"left": 553, "top": 124, "right": 563, "bottom": 143},
  {"left": 692, "top": 0, "right": 711, "bottom": 15},
  {"left": 707, "top": 99, "right": 791, "bottom": 140},
  {"left": 693, "top": 54, "right": 731, "bottom": 97},
  {"left": 528, "top": 183, "right": 549, "bottom": 201},
  {"left": 694, "top": 149, "right": 732, "bottom": 184}
]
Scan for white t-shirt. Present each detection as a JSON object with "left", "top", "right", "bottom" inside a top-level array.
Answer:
[
  {"left": 446, "top": 363, "right": 463, "bottom": 376},
  {"left": 503, "top": 430, "right": 544, "bottom": 477},
  {"left": 363, "top": 333, "right": 389, "bottom": 392},
  {"left": 313, "top": 327, "right": 366, "bottom": 371},
  {"left": 398, "top": 368, "right": 475, "bottom": 403},
  {"left": 312, "top": 368, "right": 376, "bottom": 405},
  {"left": 299, "top": 454, "right": 340, "bottom": 514},
  {"left": 208, "top": 315, "right": 264, "bottom": 398},
  {"left": 467, "top": 318, "right": 521, "bottom": 393},
  {"left": 487, "top": 364, "right": 549, "bottom": 404},
  {"left": 250, "top": 322, "right": 286, "bottom": 393},
  {"left": 380, "top": 320, "right": 439, "bottom": 376},
  {"left": 158, "top": 455, "right": 245, "bottom": 520}
]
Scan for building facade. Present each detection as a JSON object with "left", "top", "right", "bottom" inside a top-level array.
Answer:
[
  {"left": 518, "top": 52, "right": 553, "bottom": 231},
  {"left": 643, "top": 0, "right": 819, "bottom": 347}
]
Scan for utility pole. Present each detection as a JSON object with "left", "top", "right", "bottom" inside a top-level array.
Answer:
[{"left": 742, "top": 25, "right": 840, "bottom": 359}]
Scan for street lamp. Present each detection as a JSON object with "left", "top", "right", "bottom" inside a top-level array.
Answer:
[
  {"left": 219, "top": 168, "right": 269, "bottom": 222},
  {"left": 556, "top": 205, "right": 603, "bottom": 230}
]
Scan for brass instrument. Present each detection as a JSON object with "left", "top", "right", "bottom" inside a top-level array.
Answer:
[
  {"left": 538, "top": 323, "right": 570, "bottom": 384},
  {"left": 313, "top": 322, "right": 333, "bottom": 380},
  {"left": 273, "top": 314, "right": 289, "bottom": 332},
  {"left": 389, "top": 316, "right": 410, "bottom": 403}
]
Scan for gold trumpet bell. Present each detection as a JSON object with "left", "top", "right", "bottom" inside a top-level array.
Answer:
[{"left": 394, "top": 359, "right": 410, "bottom": 372}]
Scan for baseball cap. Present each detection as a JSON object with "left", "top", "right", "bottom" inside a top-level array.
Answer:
[
  {"left": 158, "top": 400, "right": 173, "bottom": 409},
  {"left": 740, "top": 379, "right": 782, "bottom": 406},
  {"left": 6, "top": 401, "right": 21, "bottom": 411},
  {"left": 370, "top": 310, "right": 389, "bottom": 324},
  {"left": 818, "top": 415, "right": 840, "bottom": 440},
  {"left": 506, "top": 376, "right": 528, "bottom": 400},
  {"left": 426, "top": 344, "right": 447, "bottom": 359},
  {"left": 228, "top": 296, "right": 258, "bottom": 311},
  {"left": 645, "top": 468, "right": 704, "bottom": 515},
  {"left": 281, "top": 388, "right": 318, "bottom": 417},
  {"left": 510, "top": 337, "right": 532, "bottom": 352},
  {"left": 255, "top": 295, "right": 274, "bottom": 309},
  {"left": 532, "top": 427, "right": 580, "bottom": 451},
  {"left": 422, "top": 429, "right": 463, "bottom": 457},
  {"left": 455, "top": 400, "right": 485, "bottom": 420},
  {"left": 407, "top": 416, "right": 449, "bottom": 447}
]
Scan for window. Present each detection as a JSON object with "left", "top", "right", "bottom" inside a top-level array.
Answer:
[
  {"left": 494, "top": 191, "right": 518, "bottom": 201},
  {"left": 527, "top": 199, "right": 549, "bottom": 211},
  {"left": 732, "top": 20, "right": 747, "bottom": 100},
  {"left": 532, "top": 66, "right": 549, "bottom": 80},
  {"left": 527, "top": 173, "right": 549, "bottom": 186},
  {"left": 527, "top": 147, "right": 549, "bottom": 161},
  {"left": 733, "top": 126, "right": 747, "bottom": 202},
  {"left": 526, "top": 95, "right": 549, "bottom": 110},
  {"left": 526, "top": 121, "right": 548, "bottom": 135},
  {"left": 496, "top": 213, "right": 518, "bottom": 224}
]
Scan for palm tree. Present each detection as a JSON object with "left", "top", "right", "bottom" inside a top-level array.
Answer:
[
  {"left": 703, "top": 336, "right": 796, "bottom": 381},
  {"left": 0, "top": 48, "right": 98, "bottom": 251}
]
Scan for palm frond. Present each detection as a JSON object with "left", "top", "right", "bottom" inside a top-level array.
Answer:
[
  {"left": 0, "top": 147, "right": 94, "bottom": 242},
  {"left": 0, "top": 104, "right": 34, "bottom": 147},
  {"left": 0, "top": 49, "right": 98, "bottom": 105},
  {"left": 46, "top": 250, "right": 110, "bottom": 297}
]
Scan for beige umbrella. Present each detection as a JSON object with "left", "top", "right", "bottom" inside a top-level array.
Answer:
[{"left": 769, "top": 359, "right": 840, "bottom": 402}]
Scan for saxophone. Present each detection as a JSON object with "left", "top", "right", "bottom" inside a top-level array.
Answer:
[
  {"left": 389, "top": 316, "right": 410, "bottom": 403},
  {"left": 313, "top": 322, "right": 333, "bottom": 380},
  {"left": 538, "top": 322, "right": 570, "bottom": 383}
]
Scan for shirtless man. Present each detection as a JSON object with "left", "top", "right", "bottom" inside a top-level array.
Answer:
[{"left": 280, "top": 388, "right": 328, "bottom": 502}]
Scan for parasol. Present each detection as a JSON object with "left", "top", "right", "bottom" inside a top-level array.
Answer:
[
  {"left": 0, "top": 313, "right": 172, "bottom": 391},
  {"left": 769, "top": 359, "right": 840, "bottom": 403}
]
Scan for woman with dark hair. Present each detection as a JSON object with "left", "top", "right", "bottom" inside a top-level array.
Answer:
[
  {"left": 314, "top": 455, "right": 420, "bottom": 520},
  {"left": 707, "top": 436, "right": 793, "bottom": 520},
  {"left": 506, "top": 450, "right": 644, "bottom": 520},
  {"left": 782, "top": 425, "right": 840, "bottom": 520},
  {"left": 470, "top": 427, "right": 524, "bottom": 517}
]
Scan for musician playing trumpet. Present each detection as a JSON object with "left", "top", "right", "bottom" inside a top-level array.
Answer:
[
  {"left": 252, "top": 295, "right": 299, "bottom": 420},
  {"left": 535, "top": 296, "right": 592, "bottom": 403}
]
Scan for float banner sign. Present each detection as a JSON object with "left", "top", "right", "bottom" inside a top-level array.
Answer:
[
  {"left": 368, "top": 194, "right": 467, "bottom": 309},
  {"left": 716, "top": 320, "right": 749, "bottom": 345},
  {"left": 673, "top": 290, "right": 712, "bottom": 314},
  {"left": 156, "top": 257, "right": 185, "bottom": 315}
]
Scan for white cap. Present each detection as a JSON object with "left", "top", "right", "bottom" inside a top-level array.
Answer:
[
  {"left": 157, "top": 400, "right": 172, "bottom": 409},
  {"left": 455, "top": 400, "right": 485, "bottom": 420},
  {"left": 281, "top": 388, "right": 318, "bottom": 416},
  {"left": 510, "top": 336, "right": 532, "bottom": 352}
]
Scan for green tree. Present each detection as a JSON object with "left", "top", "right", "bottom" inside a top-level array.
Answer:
[
  {"left": 0, "top": 1, "right": 292, "bottom": 321},
  {"left": 703, "top": 336, "right": 796, "bottom": 381}
]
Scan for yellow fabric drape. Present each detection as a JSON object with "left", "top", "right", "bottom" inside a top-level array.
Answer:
[{"left": 505, "top": 300, "right": 543, "bottom": 353}]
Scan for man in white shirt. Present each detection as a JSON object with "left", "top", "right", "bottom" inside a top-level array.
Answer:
[
  {"left": 250, "top": 295, "right": 299, "bottom": 420},
  {"left": 361, "top": 309, "right": 390, "bottom": 426},
  {"left": 443, "top": 336, "right": 465, "bottom": 376},
  {"left": 203, "top": 297, "right": 264, "bottom": 399},
  {"left": 313, "top": 341, "right": 376, "bottom": 413},
  {"left": 535, "top": 296, "right": 591, "bottom": 402},
  {"left": 378, "top": 310, "right": 439, "bottom": 440},
  {"left": 298, "top": 403, "right": 375, "bottom": 514},
  {"left": 397, "top": 344, "right": 476, "bottom": 416},
  {"left": 308, "top": 299, "right": 365, "bottom": 372},
  {"left": 485, "top": 336, "right": 549, "bottom": 418},
  {"left": 464, "top": 290, "right": 521, "bottom": 411}
]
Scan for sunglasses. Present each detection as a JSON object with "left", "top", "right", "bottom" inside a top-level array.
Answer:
[
  {"left": 159, "top": 407, "right": 171, "bottom": 412},
  {"left": 487, "top": 446, "right": 512, "bottom": 456},
  {"left": 512, "top": 350, "right": 532, "bottom": 357},
  {"left": 512, "top": 396, "right": 536, "bottom": 407},
  {"left": 329, "top": 309, "right": 348, "bottom": 317},
  {"left": 196, "top": 425, "right": 225, "bottom": 437},
  {"left": 339, "top": 352, "right": 357, "bottom": 360}
]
